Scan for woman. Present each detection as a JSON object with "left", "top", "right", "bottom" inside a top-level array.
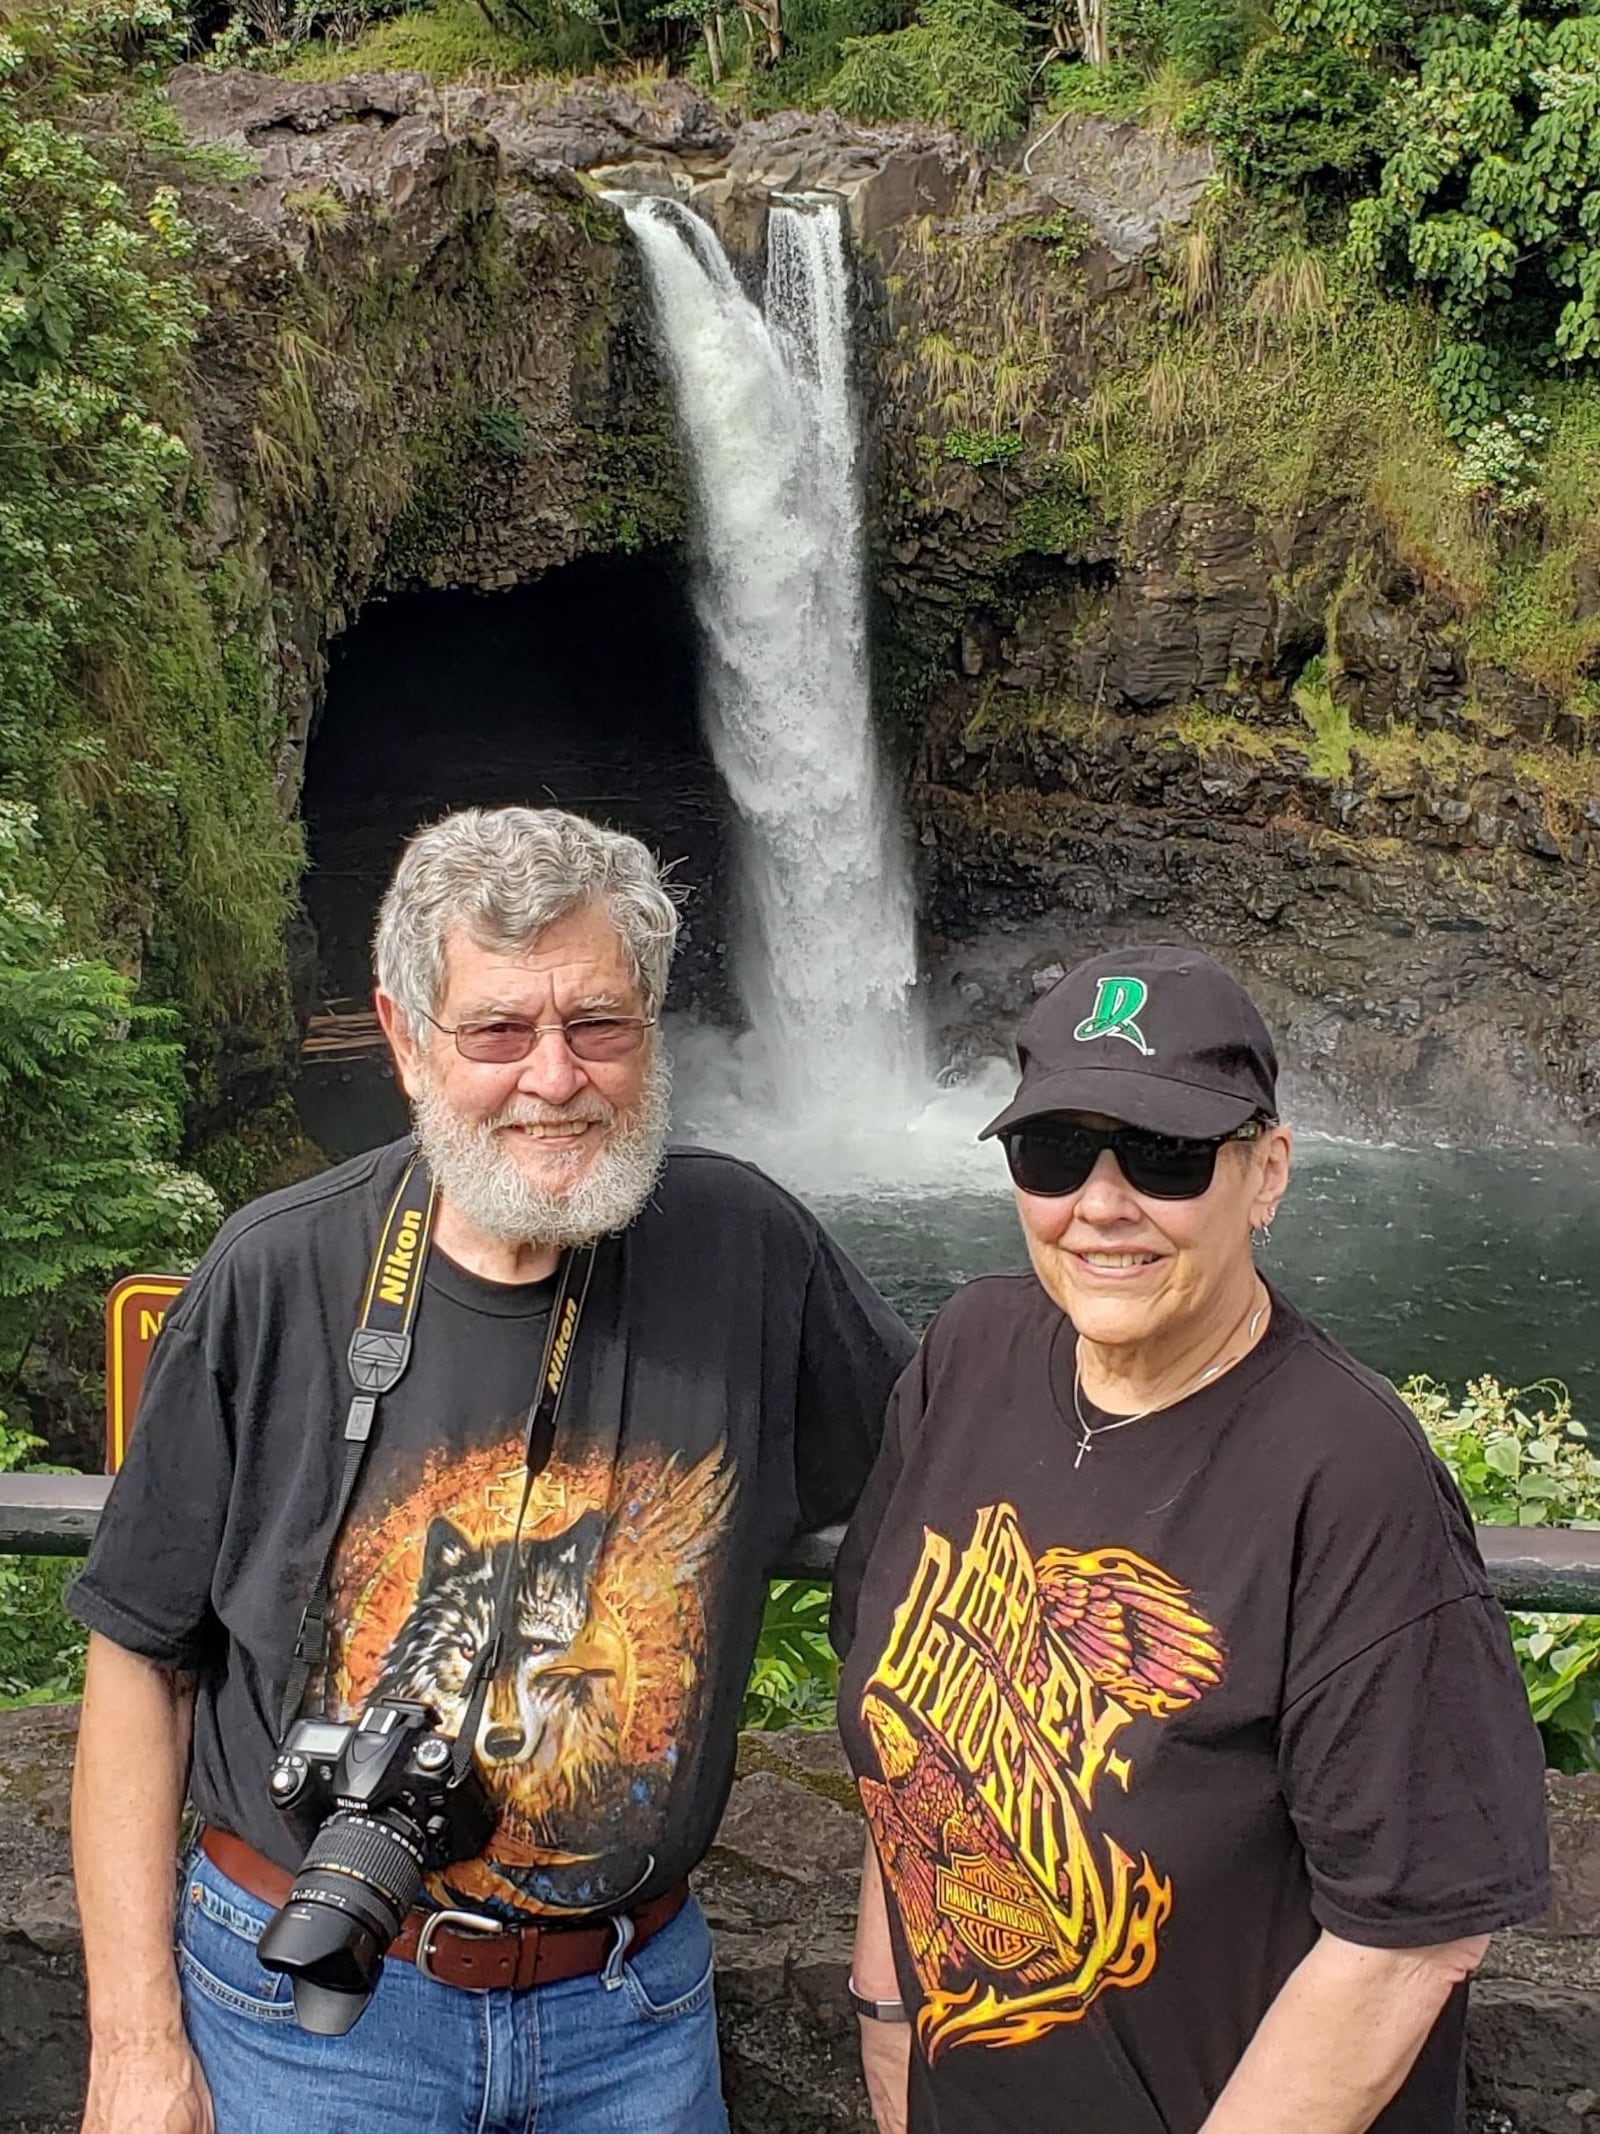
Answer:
[{"left": 832, "top": 945, "right": 1549, "bottom": 2134}]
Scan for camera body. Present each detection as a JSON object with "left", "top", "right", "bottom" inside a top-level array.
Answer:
[
  {"left": 256, "top": 1699, "right": 496, "bottom": 2034},
  {"left": 267, "top": 1697, "right": 488, "bottom": 1839}
]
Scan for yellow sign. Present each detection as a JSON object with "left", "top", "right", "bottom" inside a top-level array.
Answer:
[{"left": 105, "top": 1275, "right": 186, "bottom": 1473}]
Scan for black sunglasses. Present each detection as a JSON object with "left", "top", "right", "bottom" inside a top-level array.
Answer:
[{"left": 1000, "top": 1118, "right": 1266, "bottom": 1200}]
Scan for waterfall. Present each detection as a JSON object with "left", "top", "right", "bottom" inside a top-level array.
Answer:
[{"left": 619, "top": 194, "right": 924, "bottom": 1129}]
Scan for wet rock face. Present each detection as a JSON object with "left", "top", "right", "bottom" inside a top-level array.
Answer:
[
  {"left": 0, "top": 1706, "right": 83, "bottom": 2131},
  {"left": 1018, "top": 112, "right": 1216, "bottom": 265},
  {"left": 165, "top": 66, "right": 966, "bottom": 254},
  {"left": 2, "top": 1711, "right": 1596, "bottom": 2131},
  {"left": 895, "top": 489, "right": 1600, "bottom": 1137},
  {"left": 918, "top": 711, "right": 1600, "bottom": 1142}
]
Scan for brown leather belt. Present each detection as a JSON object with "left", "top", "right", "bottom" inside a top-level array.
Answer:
[{"left": 199, "top": 1827, "right": 688, "bottom": 1992}]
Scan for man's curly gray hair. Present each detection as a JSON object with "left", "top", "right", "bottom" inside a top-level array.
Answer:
[{"left": 374, "top": 807, "right": 679, "bottom": 1039}]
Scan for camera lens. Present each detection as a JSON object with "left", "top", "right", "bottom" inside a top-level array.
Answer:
[{"left": 256, "top": 1811, "right": 427, "bottom": 2035}]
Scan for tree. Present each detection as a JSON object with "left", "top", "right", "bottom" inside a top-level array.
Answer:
[
  {"left": 1343, "top": 3, "right": 1600, "bottom": 429},
  {"left": 0, "top": 803, "right": 219, "bottom": 1393}
]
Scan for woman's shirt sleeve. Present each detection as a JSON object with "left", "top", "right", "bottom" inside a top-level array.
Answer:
[
  {"left": 1278, "top": 1592, "right": 1549, "bottom": 1943},
  {"left": 1274, "top": 1363, "right": 1551, "bottom": 1945}
]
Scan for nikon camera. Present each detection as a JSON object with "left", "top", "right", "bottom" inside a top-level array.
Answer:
[{"left": 255, "top": 1699, "right": 496, "bottom": 2034}]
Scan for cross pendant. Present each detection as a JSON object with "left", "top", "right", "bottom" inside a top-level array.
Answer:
[{"left": 1073, "top": 1435, "right": 1092, "bottom": 1470}]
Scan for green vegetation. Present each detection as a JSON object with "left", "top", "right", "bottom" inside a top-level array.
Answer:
[
  {"left": 280, "top": 0, "right": 554, "bottom": 81},
  {"left": 0, "top": 2, "right": 300, "bottom": 1022},
  {"left": 1292, "top": 656, "right": 1353, "bottom": 779},
  {"left": 743, "top": 1577, "right": 839, "bottom": 1728},
  {"left": 831, "top": 0, "right": 1029, "bottom": 146},
  {"left": 942, "top": 426, "right": 1024, "bottom": 467},
  {"left": 1404, "top": 1375, "right": 1600, "bottom": 1773},
  {"left": 0, "top": 804, "right": 220, "bottom": 1396},
  {"left": 1, "top": 1, "right": 304, "bottom": 1443}
]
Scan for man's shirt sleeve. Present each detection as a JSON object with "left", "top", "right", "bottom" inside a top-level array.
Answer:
[
  {"left": 790, "top": 1227, "right": 916, "bottom": 1541},
  {"left": 68, "top": 1311, "right": 233, "bottom": 1670},
  {"left": 829, "top": 1334, "right": 924, "bottom": 1662}
]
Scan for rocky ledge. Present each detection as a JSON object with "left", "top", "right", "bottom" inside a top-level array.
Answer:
[
  {"left": 3, "top": 1708, "right": 1597, "bottom": 2131},
  {"left": 164, "top": 66, "right": 973, "bottom": 249}
]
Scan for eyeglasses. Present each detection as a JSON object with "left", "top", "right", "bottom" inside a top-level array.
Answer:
[
  {"left": 421, "top": 1011, "right": 656, "bottom": 1065},
  {"left": 1000, "top": 1118, "right": 1265, "bottom": 1200}
]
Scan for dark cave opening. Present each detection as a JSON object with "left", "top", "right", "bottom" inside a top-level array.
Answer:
[{"left": 294, "top": 553, "right": 729, "bottom": 1159}]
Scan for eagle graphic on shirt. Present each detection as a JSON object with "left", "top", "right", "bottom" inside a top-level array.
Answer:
[
  {"left": 322, "top": 1433, "right": 735, "bottom": 1918},
  {"left": 859, "top": 1501, "right": 1224, "bottom": 2059}
]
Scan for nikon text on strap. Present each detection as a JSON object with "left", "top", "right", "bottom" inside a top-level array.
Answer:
[
  {"left": 276, "top": 1153, "right": 597, "bottom": 1746},
  {"left": 277, "top": 1155, "right": 439, "bottom": 1742}
]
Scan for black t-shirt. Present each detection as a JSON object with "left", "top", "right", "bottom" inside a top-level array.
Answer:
[
  {"left": 72, "top": 1139, "right": 914, "bottom": 1921},
  {"left": 832, "top": 1273, "right": 1549, "bottom": 2134}
]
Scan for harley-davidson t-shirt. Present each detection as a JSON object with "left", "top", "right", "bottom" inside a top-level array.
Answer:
[
  {"left": 72, "top": 1138, "right": 914, "bottom": 1922},
  {"left": 832, "top": 1273, "right": 1549, "bottom": 2134}
]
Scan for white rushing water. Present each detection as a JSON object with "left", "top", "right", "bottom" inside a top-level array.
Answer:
[{"left": 621, "top": 193, "right": 959, "bottom": 1179}]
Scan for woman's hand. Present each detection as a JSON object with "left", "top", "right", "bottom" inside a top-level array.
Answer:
[
  {"left": 850, "top": 1837, "right": 913, "bottom": 2134},
  {"left": 859, "top": 2018, "right": 912, "bottom": 2134}
]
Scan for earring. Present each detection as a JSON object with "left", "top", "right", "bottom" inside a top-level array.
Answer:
[{"left": 1252, "top": 1220, "right": 1273, "bottom": 1249}]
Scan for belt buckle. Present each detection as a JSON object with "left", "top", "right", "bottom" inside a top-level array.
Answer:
[{"left": 414, "top": 1906, "right": 508, "bottom": 1986}]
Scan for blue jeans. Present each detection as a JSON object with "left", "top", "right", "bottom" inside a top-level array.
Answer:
[{"left": 177, "top": 1846, "right": 730, "bottom": 2134}]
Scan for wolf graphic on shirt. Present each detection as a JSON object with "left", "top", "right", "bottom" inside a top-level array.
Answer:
[
  {"left": 326, "top": 1437, "right": 736, "bottom": 1915},
  {"left": 858, "top": 1500, "right": 1224, "bottom": 2060},
  {"left": 374, "top": 1509, "right": 611, "bottom": 1815}
]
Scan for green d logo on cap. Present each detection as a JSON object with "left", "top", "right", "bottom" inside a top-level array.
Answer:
[{"left": 1073, "top": 976, "right": 1153, "bottom": 1057}]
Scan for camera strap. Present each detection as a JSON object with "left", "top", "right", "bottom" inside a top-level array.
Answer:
[
  {"left": 449, "top": 1238, "right": 597, "bottom": 1788},
  {"left": 277, "top": 1150, "right": 600, "bottom": 1753},
  {"left": 277, "top": 1153, "right": 439, "bottom": 1744}
]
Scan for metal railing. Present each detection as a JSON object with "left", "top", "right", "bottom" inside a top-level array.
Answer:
[{"left": 4, "top": 1474, "right": 1600, "bottom": 1611}]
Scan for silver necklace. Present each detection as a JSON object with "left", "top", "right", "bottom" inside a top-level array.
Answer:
[{"left": 1071, "top": 1293, "right": 1268, "bottom": 1470}]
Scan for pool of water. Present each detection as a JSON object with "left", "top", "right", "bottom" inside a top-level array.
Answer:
[{"left": 802, "top": 1136, "right": 1600, "bottom": 1416}]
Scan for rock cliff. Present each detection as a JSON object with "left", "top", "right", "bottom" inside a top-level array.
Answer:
[{"left": 853, "top": 130, "right": 1600, "bottom": 1137}]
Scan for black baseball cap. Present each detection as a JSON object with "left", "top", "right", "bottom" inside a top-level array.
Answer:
[{"left": 979, "top": 945, "right": 1279, "bottom": 1142}]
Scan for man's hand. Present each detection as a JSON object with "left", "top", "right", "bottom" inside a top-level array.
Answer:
[
  {"left": 72, "top": 1636, "right": 201, "bottom": 2134},
  {"left": 859, "top": 2018, "right": 912, "bottom": 2134},
  {"left": 82, "top": 2033, "right": 214, "bottom": 2134}
]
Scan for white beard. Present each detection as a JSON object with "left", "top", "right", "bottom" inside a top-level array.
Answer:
[{"left": 411, "top": 1050, "right": 672, "bottom": 1249}]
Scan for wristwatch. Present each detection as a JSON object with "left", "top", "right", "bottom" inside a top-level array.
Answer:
[{"left": 847, "top": 1977, "right": 909, "bottom": 2023}]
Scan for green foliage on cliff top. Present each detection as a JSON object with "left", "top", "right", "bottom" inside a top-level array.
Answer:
[
  {"left": 831, "top": 0, "right": 1029, "bottom": 146},
  {"left": 280, "top": 0, "right": 555, "bottom": 81}
]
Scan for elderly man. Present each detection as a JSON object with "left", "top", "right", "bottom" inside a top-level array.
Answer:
[{"left": 70, "top": 806, "right": 914, "bottom": 2134}]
